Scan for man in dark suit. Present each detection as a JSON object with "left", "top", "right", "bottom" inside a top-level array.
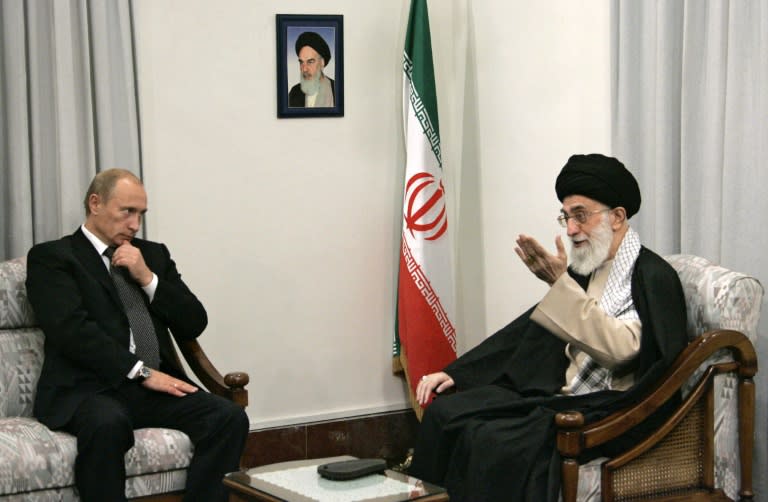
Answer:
[{"left": 26, "top": 169, "right": 249, "bottom": 502}]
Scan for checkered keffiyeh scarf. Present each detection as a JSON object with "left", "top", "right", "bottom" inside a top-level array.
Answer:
[{"left": 569, "top": 227, "right": 641, "bottom": 395}]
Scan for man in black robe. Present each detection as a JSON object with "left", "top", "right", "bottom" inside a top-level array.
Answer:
[{"left": 408, "top": 154, "right": 688, "bottom": 501}]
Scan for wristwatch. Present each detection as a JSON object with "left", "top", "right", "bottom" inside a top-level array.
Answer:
[{"left": 135, "top": 365, "right": 152, "bottom": 382}]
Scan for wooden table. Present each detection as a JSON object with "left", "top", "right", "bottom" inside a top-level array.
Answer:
[{"left": 224, "top": 455, "right": 448, "bottom": 502}]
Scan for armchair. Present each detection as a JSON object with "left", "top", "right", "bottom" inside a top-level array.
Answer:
[
  {"left": 0, "top": 256, "right": 249, "bottom": 501},
  {"left": 557, "top": 254, "right": 763, "bottom": 501}
]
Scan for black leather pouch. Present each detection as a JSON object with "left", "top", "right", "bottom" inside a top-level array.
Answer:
[{"left": 317, "top": 458, "right": 387, "bottom": 480}]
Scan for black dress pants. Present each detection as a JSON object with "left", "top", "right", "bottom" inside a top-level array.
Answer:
[{"left": 63, "top": 380, "right": 249, "bottom": 502}]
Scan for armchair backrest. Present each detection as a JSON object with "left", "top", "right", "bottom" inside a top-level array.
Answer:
[
  {"left": 560, "top": 255, "right": 761, "bottom": 502},
  {"left": 0, "top": 257, "right": 44, "bottom": 419},
  {"left": 665, "top": 254, "right": 763, "bottom": 344},
  {"left": 665, "top": 252, "right": 764, "bottom": 489},
  {"left": 1, "top": 255, "right": 248, "bottom": 417}
]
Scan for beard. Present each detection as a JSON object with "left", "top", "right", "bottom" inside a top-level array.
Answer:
[
  {"left": 569, "top": 214, "right": 614, "bottom": 275},
  {"left": 300, "top": 72, "right": 321, "bottom": 96}
]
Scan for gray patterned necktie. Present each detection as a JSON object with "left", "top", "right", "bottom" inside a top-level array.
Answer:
[{"left": 103, "top": 247, "right": 160, "bottom": 369}]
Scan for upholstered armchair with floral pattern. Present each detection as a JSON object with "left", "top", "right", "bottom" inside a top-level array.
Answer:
[
  {"left": 0, "top": 257, "right": 248, "bottom": 501},
  {"left": 558, "top": 254, "right": 763, "bottom": 501}
]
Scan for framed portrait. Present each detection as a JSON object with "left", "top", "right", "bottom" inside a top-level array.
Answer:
[{"left": 276, "top": 14, "right": 344, "bottom": 118}]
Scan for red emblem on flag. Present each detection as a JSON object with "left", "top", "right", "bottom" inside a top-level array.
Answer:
[{"left": 404, "top": 172, "right": 447, "bottom": 240}]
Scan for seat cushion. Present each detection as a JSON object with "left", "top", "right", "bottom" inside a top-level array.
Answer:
[
  {"left": 0, "top": 417, "right": 75, "bottom": 495},
  {"left": 0, "top": 417, "right": 193, "bottom": 496},
  {"left": 125, "top": 427, "right": 194, "bottom": 476}
]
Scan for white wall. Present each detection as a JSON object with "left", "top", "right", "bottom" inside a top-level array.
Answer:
[
  {"left": 464, "top": 1, "right": 611, "bottom": 343},
  {"left": 132, "top": 0, "right": 610, "bottom": 429}
]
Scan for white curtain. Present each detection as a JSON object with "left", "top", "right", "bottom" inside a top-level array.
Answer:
[
  {"left": 612, "top": 0, "right": 768, "bottom": 497},
  {"left": 0, "top": 0, "right": 142, "bottom": 260}
]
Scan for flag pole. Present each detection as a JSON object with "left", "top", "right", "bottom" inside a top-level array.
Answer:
[{"left": 394, "top": 0, "right": 457, "bottom": 421}]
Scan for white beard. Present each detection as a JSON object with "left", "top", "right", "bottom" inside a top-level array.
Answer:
[
  {"left": 300, "top": 72, "right": 321, "bottom": 96},
  {"left": 569, "top": 215, "right": 613, "bottom": 275}
]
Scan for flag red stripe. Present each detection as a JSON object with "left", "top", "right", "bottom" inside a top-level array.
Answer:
[{"left": 397, "top": 251, "right": 456, "bottom": 404}]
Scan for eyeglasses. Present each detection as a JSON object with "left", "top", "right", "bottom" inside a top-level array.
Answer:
[{"left": 557, "top": 208, "right": 611, "bottom": 227}]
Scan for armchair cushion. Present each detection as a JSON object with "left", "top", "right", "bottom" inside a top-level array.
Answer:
[
  {"left": 667, "top": 254, "right": 762, "bottom": 341},
  {"left": 0, "top": 419, "right": 192, "bottom": 496},
  {"left": 0, "top": 257, "right": 226, "bottom": 500},
  {"left": 565, "top": 254, "right": 763, "bottom": 501}
]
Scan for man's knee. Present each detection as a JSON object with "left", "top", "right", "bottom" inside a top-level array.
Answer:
[
  {"left": 215, "top": 400, "right": 248, "bottom": 430},
  {"left": 223, "top": 402, "right": 249, "bottom": 438},
  {"left": 422, "top": 394, "right": 462, "bottom": 427},
  {"left": 76, "top": 407, "right": 134, "bottom": 453},
  {"left": 203, "top": 396, "right": 249, "bottom": 440},
  {"left": 93, "top": 412, "right": 133, "bottom": 442},
  {"left": 234, "top": 405, "right": 249, "bottom": 430}
]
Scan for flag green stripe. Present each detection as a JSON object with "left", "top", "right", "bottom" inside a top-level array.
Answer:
[
  {"left": 404, "top": 54, "right": 442, "bottom": 168},
  {"left": 404, "top": 0, "right": 440, "bottom": 146}
]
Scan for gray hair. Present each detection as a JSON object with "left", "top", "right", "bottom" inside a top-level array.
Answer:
[{"left": 83, "top": 169, "right": 142, "bottom": 215}]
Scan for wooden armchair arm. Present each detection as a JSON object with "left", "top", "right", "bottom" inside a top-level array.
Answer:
[
  {"left": 177, "top": 339, "right": 249, "bottom": 407},
  {"left": 556, "top": 330, "right": 757, "bottom": 502},
  {"left": 558, "top": 329, "right": 756, "bottom": 452}
]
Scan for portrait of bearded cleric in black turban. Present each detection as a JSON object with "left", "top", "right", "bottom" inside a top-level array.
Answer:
[
  {"left": 276, "top": 15, "right": 344, "bottom": 118},
  {"left": 288, "top": 31, "right": 335, "bottom": 108}
]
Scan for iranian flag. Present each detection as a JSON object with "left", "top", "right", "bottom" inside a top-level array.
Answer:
[{"left": 393, "top": 0, "right": 456, "bottom": 420}]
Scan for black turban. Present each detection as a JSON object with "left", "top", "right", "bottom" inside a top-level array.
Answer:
[
  {"left": 555, "top": 154, "right": 641, "bottom": 218},
  {"left": 295, "top": 32, "right": 331, "bottom": 65}
]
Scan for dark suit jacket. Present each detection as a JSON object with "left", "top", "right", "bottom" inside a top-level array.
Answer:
[{"left": 26, "top": 228, "right": 208, "bottom": 429}]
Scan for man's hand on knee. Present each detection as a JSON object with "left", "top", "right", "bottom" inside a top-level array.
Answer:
[
  {"left": 142, "top": 369, "right": 198, "bottom": 396},
  {"left": 416, "top": 372, "right": 455, "bottom": 406}
]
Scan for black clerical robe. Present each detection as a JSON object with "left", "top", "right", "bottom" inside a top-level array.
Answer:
[{"left": 409, "top": 247, "right": 688, "bottom": 501}]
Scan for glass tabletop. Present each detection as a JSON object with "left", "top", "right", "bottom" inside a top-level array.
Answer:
[{"left": 224, "top": 455, "right": 448, "bottom": 502}]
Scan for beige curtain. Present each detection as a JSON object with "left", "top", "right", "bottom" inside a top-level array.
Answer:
[
  {"left": 611, "top": 0, "right": 768, "bottom": 497},
  {"left": 0, "top": 0, "right": 142, "bottom": 260}
]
